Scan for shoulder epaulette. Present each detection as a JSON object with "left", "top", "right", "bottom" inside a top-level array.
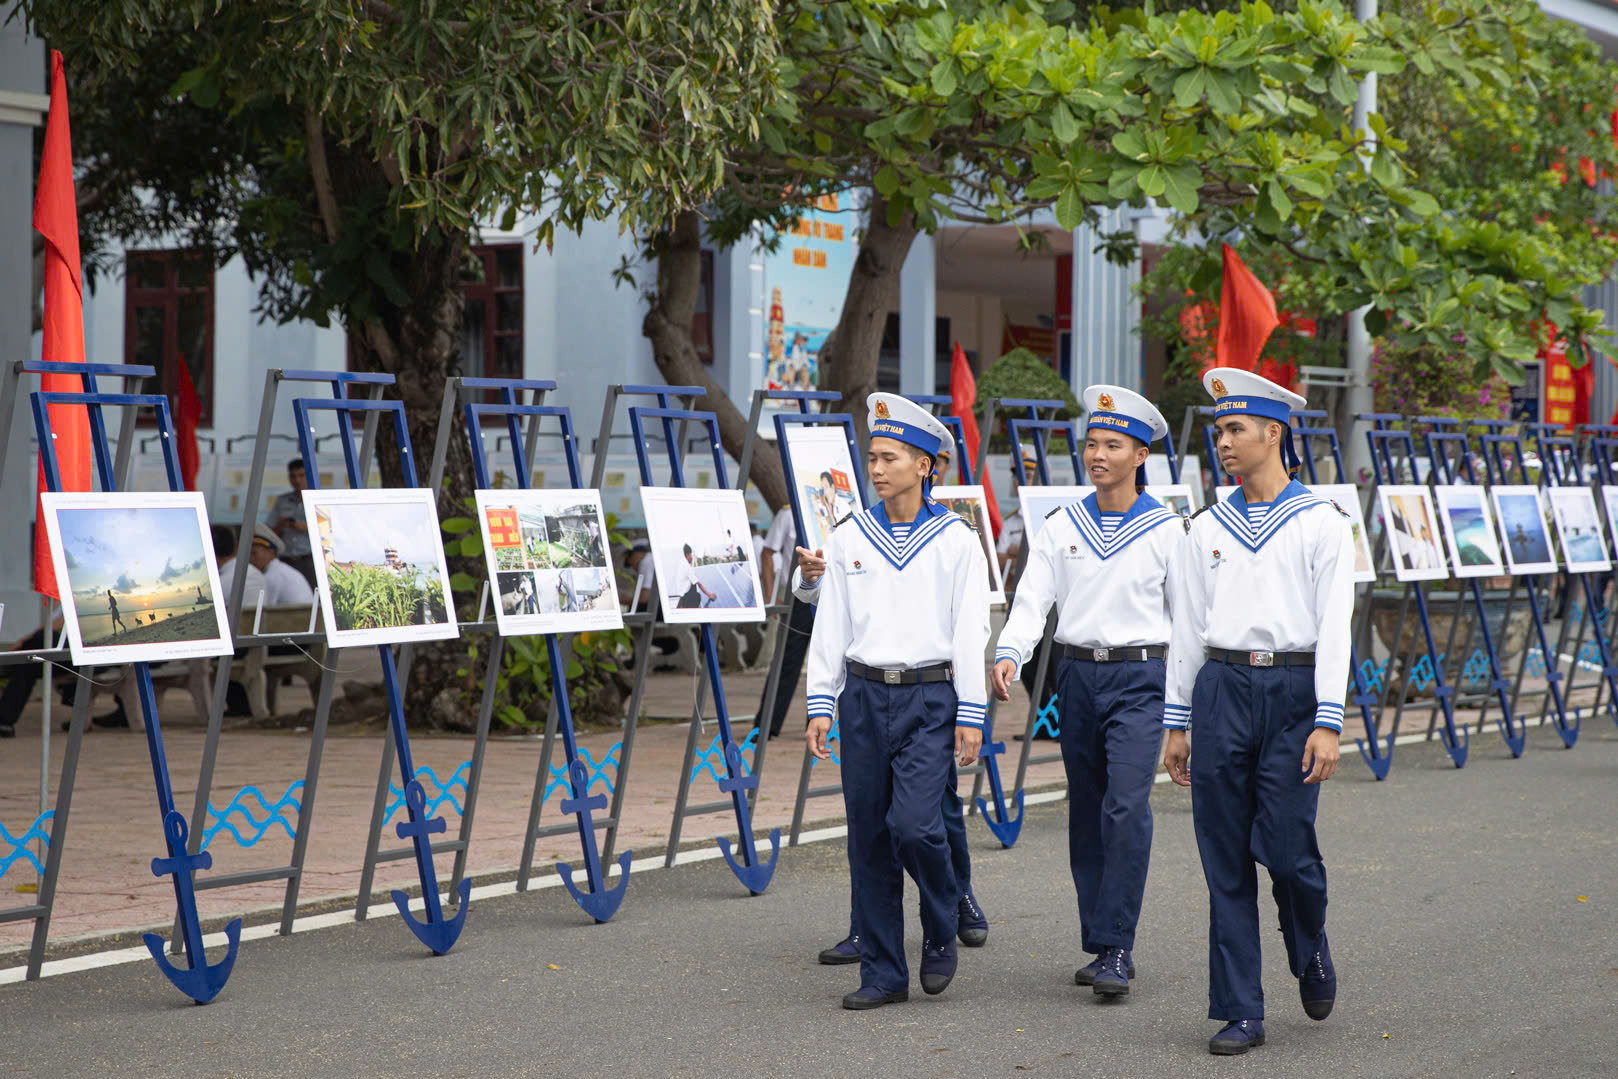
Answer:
[
  {"left": 834, "top": 511, "right": 855, "bottom": 528},
  {"left": 1329, "top": 499, "right": 1350, "bottom": 518},
  {"left": 1045, "top": 505, "right": 1065, "bottom": 519},
  {"left": 1190, "top": 504, "right": 1213, "bottom": 519}
]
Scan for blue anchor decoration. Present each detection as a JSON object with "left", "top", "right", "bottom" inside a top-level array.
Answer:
[
  {"left": 558, "top": 757, "right": 633, "bottom": 922},
  {"left": 143, "top": 810, "right": 242, "bottom": 1005},
  {"left": 1349, "top": 644, "right": 1393, "bottom": 780},
  {"left": 546, "top": 634, "right": 633, "bottom": 922},
  {"left": 709, "top": 699, "right": 782, "bottom": 896},
  {"left": 974, "top": 720, "right": 1024, "bottom": 848},
  {"left": 389, "top": 778, "right": 472, "bottom": 955}
]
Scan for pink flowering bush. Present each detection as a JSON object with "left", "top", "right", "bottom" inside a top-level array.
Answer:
[{"left": 1371, "top": 342, "right": 1510, "bottom": 421}]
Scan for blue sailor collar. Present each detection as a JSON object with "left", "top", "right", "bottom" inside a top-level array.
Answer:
[
  {"left": 1066, "top": 491, "right": 1176, "bottom": 560},
  {"left": 854, "top": 498, "right": 961, "bottom": 570},
  {"left": 1209, "top": 479, "right": 1327, "bottom": 552}
]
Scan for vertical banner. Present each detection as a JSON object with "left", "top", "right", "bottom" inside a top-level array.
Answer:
[{"left": 761, "top": 193, "right": 858, "bottom": 404}]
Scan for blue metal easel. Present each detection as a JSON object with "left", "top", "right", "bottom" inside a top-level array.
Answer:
[
  {"left": 32, "top": 375, "right": 242, "bottom": 1003},
  {"left": 628, "top": 399, "right": 780, "bottom": 894},
  {"left": 1367, "top": 427, "right": 1469, "bottom": 768},
  {"left": 293, "top": 395, "right": 470, "bottom": 954},
  {"left": 1423, "top": 428, "right": 1527, "bottom": 756},
  {"left": 1531, "top": 428, "right": 1618, "bottom": 741},
  {"left": 463, "top": 380, "right": 633, "bottom": 921},
  {"left": 1479, "top": 432, "right": 1583, "bottom": 749}
]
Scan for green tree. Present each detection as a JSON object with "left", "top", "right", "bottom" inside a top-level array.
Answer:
[
  {"left": 1134, "top": 0, "right": 1618, "bottom": 421},
  {"left": 23, "top": 0, "right": 782, "bottom": 720}
]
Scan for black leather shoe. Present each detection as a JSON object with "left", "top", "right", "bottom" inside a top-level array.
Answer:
[
  {"left": 1299, "top": 933, "right": 1336, "bottom": 1020},
  {"left": 1075, "top": 953, "right": 1136, "bottom": 985},
  {"left": 842, "top": 986, "right": 907, "bottom": 1010},
  {"left": 957, "top": 888, "right": 988, "bottom": 948}
]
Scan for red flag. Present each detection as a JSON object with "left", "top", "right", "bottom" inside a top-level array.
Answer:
[
  {"left": 949, "top": 341, "right": 1002, "bottom": 539},
  {"left": 176, "top": 353, "right": 202, "bottom": 490},
  {"left": 1215, "top": 243, "right": 1280, "bottom": 373},
  {"left": 33, "top": 50, "right": 93, "bottom": 600}
]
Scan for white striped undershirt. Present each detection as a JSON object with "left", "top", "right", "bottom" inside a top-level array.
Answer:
[
  {"left": 1246, "top": 501, "right": 1272, "bottom": 528},
  {"left": 1098, "top": 511, "right": 1124, "bottom": 540},
  {"left": 890, "top": 522, "right": 912, "bottom": 542}
]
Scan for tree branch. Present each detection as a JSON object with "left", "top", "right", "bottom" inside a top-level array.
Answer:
[{"left": 304, "top": 106, "right": 342, "bottom": 244}]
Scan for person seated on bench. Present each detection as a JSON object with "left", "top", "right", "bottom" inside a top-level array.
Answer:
[{"left": 223, "top": 524, "right": 313, "bottom": 608}]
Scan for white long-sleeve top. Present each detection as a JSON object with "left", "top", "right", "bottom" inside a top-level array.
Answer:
[
  {"left": 993, "top": 492, "right": 1183, "bottom": 678},
  {"left": 805, "top": 499, "right": 991, "bottom": 729},
  {"left": 1165, "top": 480, "right": 1356, "bottom": 732}
]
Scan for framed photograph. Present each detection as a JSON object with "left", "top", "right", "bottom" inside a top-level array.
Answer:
[
  {"left": 929, "top": 485, "right": 1008, "bottom": 605},
  {"left": 1145, "top": 484, "right": 1195, "bottom": 517},
  {"left": 1017, "top": 485, "right": 1088, "bottom": 544},
  {"left": 1490, "top": 485, "right": 1559, "bottom": 576},
  {"left": 304, "top": 487, "right": 458, "bottom": 647},
  {"left": 1434, "top": 485, "right": 1505, "bottom": 579},
  {"left": 1307, "top": 484, "right": 1377, "bottom": 584},
  {"left": 641, "top": 487, "right": 765, "bottom": 624},
  {"left": 41, "top": 490, "right": 234, "bottom": 666},
  {"left": 1376, "top": 485, "right": 1449, "bottom": 582},
  {"left": 474, "top": 490, "right": 624, "bottom": 635},
  {"left": 1546, "top": 487, "right": 1612, "bottom": 574},
  {"left": 778, "top": 421, "right": 863, "bottom": 553},
  {"left": 1601, "top": 487, "right": 1618, "bottom": 557}
]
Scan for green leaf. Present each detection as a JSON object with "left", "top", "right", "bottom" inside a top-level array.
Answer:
[
  {"left": 874, "top": 165, "right": 901, "bottom": 198},
  {"left": 1160, "top": 165, "right": 1201, "bottom": 215},
  {"left": 930, "top": 58, "right": 958, "bottom": 98},
  {"left": 440, "top": 516, "right": 476, "bottom": 534},
  {"left": 1050, "top": 101, "right": 1080, "bottom": 145},
  {"left": 1054, "top": 184, "right": 1086, "bottom": 231}
]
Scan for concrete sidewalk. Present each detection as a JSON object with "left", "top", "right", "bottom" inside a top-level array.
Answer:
[{"left": 1, "top": 654, "right": 1075, "bottom": 956}]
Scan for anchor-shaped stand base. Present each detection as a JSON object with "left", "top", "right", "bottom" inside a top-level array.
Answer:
[
  {"left": 144, "top": 811, "right": 242, "bottom": 1004},
  {"left": 1354, "top": 732, "right": 1395, "bottom": 781},
  {"left": 388, "top": 779, "right": 470, "bottom": 955},
  {"left": 973, "top": 733, "right": 1023, "bottom": 847},
  {"left": 556, "top": 757, "right": 633, "bottom": 922},
  {"left": 715, "top": 741, "right": 780, "bottom": 895}
]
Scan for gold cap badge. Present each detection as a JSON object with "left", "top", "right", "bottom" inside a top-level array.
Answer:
[
  {"left": 874, "top": 400, "right": 889, "bottom": 419},
  {"left": 1211, "top": 378, "right": 1228, "bottom": 397},
  {"left": 1098, "top": 393, "right": 1115, "bottom": 411}
]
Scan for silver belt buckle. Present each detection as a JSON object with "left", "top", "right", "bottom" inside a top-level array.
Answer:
[
  {"left": 1250, "top": 651, "right": 1275, "bottom": 667},
  {"left": 883, "top": 669, "right": 902, "bottom": 685},
  {"left": 1093, "top": 647, "right": 1110, "bottom": 662}
]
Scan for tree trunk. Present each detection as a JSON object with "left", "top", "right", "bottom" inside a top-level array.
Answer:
[
  {"left": 643, "top": 208, "right": 789, "bottom": 510},
  {"left": 818, "top": 192, "right": 920, "bottom": 439},
  {"left": 344, "top": 228, "right": 483, "bottom": 728}
]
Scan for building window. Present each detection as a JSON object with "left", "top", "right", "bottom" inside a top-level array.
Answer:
[
  {"left": 461, "top": 244, "right": 524, "bottom": 379},
  {"left": 693, "top": 249, "right": 715, "bottom": 365},
  {"left": 124, "top": 250, "right": 214, "bottom": 425}
]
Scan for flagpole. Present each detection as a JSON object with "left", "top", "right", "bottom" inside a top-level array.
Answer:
[{"left": 1343, "top": 0, "right": 1378, "bottom": 483}]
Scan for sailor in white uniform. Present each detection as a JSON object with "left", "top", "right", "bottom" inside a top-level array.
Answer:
[
  {"left": 803, "top": 391, "right": 991, "bottom": 1010},
  {"left": 1163, "top": 367, "right": 1354, "bottom": 1056},
  {"left": 795, "top": 438, "right": 990, "bottom": 968},
  {"left": 991, "top": 385, "right": 1182, "bottom": 999}
]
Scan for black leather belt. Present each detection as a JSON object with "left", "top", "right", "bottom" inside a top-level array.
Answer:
[
  {"left": 1061, "top": 644, "right": 1166, "bottom": 663},
  {"left": 1207, "top": 648, "right": 1315, "bottom": 668},
  {"left": 848, "top": 660, "right": 953, "bottom": 685}
]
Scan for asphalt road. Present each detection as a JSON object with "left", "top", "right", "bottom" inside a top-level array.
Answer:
[{"left": 3, "top": 726, "right": 1616, "bottom": 1078}]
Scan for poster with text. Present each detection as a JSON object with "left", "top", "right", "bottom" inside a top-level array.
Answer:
[{"left": 762, "top": 193, "right": 858, "bottom": 402}]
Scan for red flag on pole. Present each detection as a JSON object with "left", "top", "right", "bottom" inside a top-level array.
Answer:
[
  {"left": 33, "top": 50, "right": 93, "bottom": 600},
  {"left": 1215, "top": 243, "right": 1280, "bottom": 373},
  {"left": 176, "top": 353, "right": 202, "bottom": 491},
  {"left": 949, "top": 341, "right": 1002, "bottom": 539}
]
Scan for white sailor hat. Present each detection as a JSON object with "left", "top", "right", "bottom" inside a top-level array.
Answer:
[
  {"left": 1203, "top": 367, "right": 1306, "bottom": 426},
  {"left": 867, "top": 392, "right": 949, "bottom": 459},
  {"left": 1082, "top": 384, "right": 1168, "bottom": 445}
]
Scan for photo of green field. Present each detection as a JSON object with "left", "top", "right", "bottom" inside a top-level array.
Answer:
[{"left": 312, "top": 495, "right": 455, "bottom": 638}]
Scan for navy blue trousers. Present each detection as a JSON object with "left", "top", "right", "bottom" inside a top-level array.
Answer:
[
  {"left": 838, "top": 676, "right": 961, "bottom": 993},
  {"left": 844, "top": 763, "right": 972, "bottom": 940},
  {"left": 1190, "top": 661, "right": 1329, "bottom": 1020},
  {"left": 1056, "top": 656, "right": 1165, "bottom": 953}
]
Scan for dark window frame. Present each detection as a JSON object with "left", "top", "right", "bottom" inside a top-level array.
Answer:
[
  {"left": 461, "top": 243, "right": 525, "bottom": 380},
  {"left": 123, "top": 249, "right": 216, "bottom": 426}
]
